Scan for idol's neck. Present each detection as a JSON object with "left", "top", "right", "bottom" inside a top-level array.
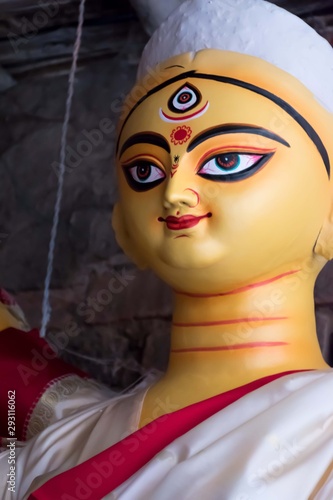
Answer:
[
  {"left": 165, "top": 265, "right": 329, "bottom": 395},
  {"left": 139, "top": 262, "right": 330, "bottom": 427}
]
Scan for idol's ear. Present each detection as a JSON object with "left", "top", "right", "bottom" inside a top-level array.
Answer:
[
  {"left": 314, "top": 192, "right": 333, "bottom": 261},
  {"left": 111, "top": 203, "right": 148, "bottom": 269}
]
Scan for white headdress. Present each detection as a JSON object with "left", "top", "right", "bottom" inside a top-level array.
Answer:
[{"left": 137, "top": 0, "right": 333, "bottom": 113}]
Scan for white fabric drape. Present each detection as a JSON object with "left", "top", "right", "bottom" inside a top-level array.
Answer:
[{"left": 0, "top": 370, "right": 332, "bottom": 499}]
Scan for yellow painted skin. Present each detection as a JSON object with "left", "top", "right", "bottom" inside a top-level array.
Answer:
[
  {"left": 113, "top": 50, "right": 333, "bottom": 427},
  {"left": 0, "top": 302, "right": 23, "bottom": 331}
]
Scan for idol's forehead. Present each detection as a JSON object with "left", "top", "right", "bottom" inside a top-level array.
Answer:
[
  {"left": 118, "top": 55, "right": 305, "bottom": 150},
  {"left": 118, "top": 54, "right": 291, "bottom": 154},
  {"left": 119, "top": 78, "right": 291, "bottom": 153},
  {"left": 116, "top": 50, "right": 333, "bottom": 174}
]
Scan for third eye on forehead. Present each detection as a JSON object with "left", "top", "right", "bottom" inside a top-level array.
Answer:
[{"left": 168, "top": 83, "right": 202, "bottom": 114}]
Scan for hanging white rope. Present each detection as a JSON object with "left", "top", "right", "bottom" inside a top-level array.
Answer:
[{"left": 40, "top": 0, "right": 86, "bottom": 338}]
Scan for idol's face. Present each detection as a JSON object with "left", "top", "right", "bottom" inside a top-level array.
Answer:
[{"left": 115, "top": 52, "right": 331, "bottom": 293}]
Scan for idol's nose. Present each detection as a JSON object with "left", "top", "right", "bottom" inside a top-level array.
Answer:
[{"left": 163, "top": 172, "right": 199, "bottom": 210}]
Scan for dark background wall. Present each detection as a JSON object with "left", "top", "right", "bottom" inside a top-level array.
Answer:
[{"left": 0, "top": 0, "right": 332, "bottom": 389}]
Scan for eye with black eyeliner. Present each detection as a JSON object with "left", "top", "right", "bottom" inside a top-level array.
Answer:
[
  {"left": 122, "top": 160, "right": 166, "bottom": 192},
  {"left": 197, "top": 151, "right": 274, "bottom": 181}
]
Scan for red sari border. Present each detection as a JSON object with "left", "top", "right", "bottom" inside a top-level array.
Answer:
[{"left": 29, "top": 370, "right": 305, "bottom": 500}]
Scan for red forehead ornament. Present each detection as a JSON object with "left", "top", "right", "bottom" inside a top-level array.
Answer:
[{"left": 170, "top": 125, "right": 192, "bottom": 146}]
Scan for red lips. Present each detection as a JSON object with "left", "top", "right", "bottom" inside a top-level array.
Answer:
[{"left": 158, "top": 213, "right": 212, "bottom": 230}]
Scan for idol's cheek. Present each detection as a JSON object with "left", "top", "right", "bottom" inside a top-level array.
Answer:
[{"left": 112, "top": 203, "right": 150, "bottom": 269}]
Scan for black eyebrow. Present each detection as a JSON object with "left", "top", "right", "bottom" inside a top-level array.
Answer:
[
  {"left": 119, "top": 132, "right": 171, "bottom": 157},
  {"left": 164, "top": 65, "right": 185, "bottom": 70},
  {"left": 116, "top": 70, "right": 330, "bottom": 177},
  {"left": 187, "top": 124, "right": 290, "bottom": 152}
]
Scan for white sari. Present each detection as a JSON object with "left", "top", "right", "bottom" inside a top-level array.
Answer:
[{"left": 0, "top": 370, "right": 332, "bottom": 499}]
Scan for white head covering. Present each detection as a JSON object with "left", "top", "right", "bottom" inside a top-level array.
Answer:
[{"left": 137, "top": 0, "right": 333, "bottom": 112}]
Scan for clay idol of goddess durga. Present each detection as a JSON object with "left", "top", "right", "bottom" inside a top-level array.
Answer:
[{"left": 1, "top": 0, "right": 333, "bottom": 498}]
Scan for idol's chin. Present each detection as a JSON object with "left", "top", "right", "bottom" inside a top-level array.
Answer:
[{"left": 155, "top": 239, "right": 226, "bottom": 271}]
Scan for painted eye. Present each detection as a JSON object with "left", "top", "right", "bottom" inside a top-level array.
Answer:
[
  {"left": 168, "top": 83, "right": 202, "bottom": 114},
  {"left": 197, "top": 152, "right": 273, "bottom": 181},
  {"left": 123, "top": 161, "right": 166, "bottom": 191},
  {"left": 173, "top": 87, "right": 196, "bottom": 110}
]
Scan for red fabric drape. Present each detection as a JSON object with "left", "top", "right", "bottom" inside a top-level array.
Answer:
[{"left": 0, "top": 328, "right": 86, "bottom": 441}]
